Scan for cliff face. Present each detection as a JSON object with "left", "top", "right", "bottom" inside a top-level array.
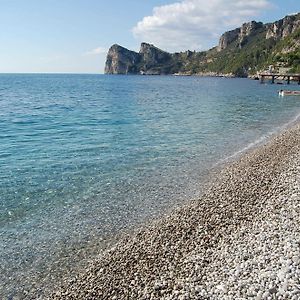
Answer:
[
  {"left": 105, "top": 43, "right": 173, "bottom": 75},
  {"left": 105, "top": 13, "right": 300, "bottom": 76},
  {"left": 238, "top": 21, "right": 264, "bottom": 48},
  {"left": 266, "top": 14, "right": 300, "bottom": 40},
  {"left": 218, "top": 28, "right": 240, "bottom": 51},
  {"left": 217, "top": 21, "right": 263, "bottom": 51},
  {"left": 104, "top": 44, "right": 141, "bottom": 74},
  {"left": 139, "top": 43, "right": 172, "bottom": 65},
  {"left": 216, "top": 14, "right": 300, "bottom": 51}
]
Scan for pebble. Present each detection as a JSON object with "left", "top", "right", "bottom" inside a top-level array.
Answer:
[{"left": 49, "top": 124, "right": 300, "bottom": 300}]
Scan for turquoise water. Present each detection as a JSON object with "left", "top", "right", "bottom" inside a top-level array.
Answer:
[{"left": 1, "top": 74, "right": 300, "bottom": 297}]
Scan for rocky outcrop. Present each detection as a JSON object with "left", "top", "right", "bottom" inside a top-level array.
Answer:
[
  {"left": 105, "top": 43, "right": 173, "bottom": 75},
  {"left": 217, "top": 14, "right": 300, "bottom": 52},
  {"left": 139, "top": 43, "right": 173, "bottom": 74},
  {"left": 239, "top": 21, "right": 263, "bottom": 39},
  {"left": 217, "top": 21, "right": 263, "bottom": 51},
  {"left": 105, "top": 12, "right": 300, "bottom": 76},
  {"left": 105, "top": 44, "right": 141, "bottom": 74},
  {"left": 217, "top": 28, "right": 240, "bottom": 51},
  {"left": 139, "top": 43, "right": 172, "bottom": 66},
  {"left": 266, "top": 13, "right": 300, "bottom": 40},
  {"left": 238, "top": 21, "right": 263, "bottom": 48}
]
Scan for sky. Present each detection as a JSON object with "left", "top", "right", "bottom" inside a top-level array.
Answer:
[{"left": 0, "top": 0, "right": 299, "bottom": 73}]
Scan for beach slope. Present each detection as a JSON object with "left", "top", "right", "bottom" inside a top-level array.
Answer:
[{"left": 53, "top": 124, "right": 300, "bottom": 300}]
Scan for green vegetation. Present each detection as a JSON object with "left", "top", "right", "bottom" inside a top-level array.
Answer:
[
  {"left": 205, "top": 30, "right": 276, "bottom": 76},
  {"left": 268, "top": 28, "right": 300, "bottom": 73},
  {"left": 107, "top": 13, "right": 300, "bottom": 76},
  {"left": 201, "top": 28, "right": 300, "bottom": 76},
  {"left": 156, "top": 25, "right": 300, "bottom": 77},
  {"left": 170, "top": 16, "right": 300, "bottom": 76}
]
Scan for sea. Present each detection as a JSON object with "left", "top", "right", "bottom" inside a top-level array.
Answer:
[{"left": 1, "top": 74, "right": 300, "bottom": 298}]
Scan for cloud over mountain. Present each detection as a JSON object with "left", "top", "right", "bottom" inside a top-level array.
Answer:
[{"left": 133, "top": 0, "right": 272, "bottom": 52}]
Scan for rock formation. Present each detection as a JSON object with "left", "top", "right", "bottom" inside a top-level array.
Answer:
[
  {"left": 105, "top": 43, "right": 173, "bottom": 75},
  {"left": 139, "top": 43, "right": 171, "bottom": 65},
  {"left": 217, "top": 28, "right": 240, "bottom": 51},
  {"left": 266, "top": 13, "right": 300, "bottom": 40},
  {"left": 105, "top": 13, "right": 300, "bottom": 77},
  {"left": 104, "top": 44, "right": 141, "bottom": 74},
  {"left": 217, "top": 21, "right": 263, "bottom": 51},
  {"left": 238, "top": 21, "right": 263, "bottom": 48}
]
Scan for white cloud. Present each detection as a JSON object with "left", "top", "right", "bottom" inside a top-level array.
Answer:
[
  {"left": 132, "top": 0, "right": 272, "bottom": 52},
  {"left": 84, "top": 46, "right": 107, "bottom": 56}
]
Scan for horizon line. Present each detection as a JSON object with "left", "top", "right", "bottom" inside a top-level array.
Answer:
[{"left": 0, "top": 72, "right": 104, "bottom": 75}]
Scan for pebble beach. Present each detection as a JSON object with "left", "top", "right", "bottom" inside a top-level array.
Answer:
[{"left": 50, "top": 122, "right": 300, "bottom": 300}]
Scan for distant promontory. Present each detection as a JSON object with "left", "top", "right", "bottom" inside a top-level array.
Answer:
[{"left": 105, "top": 13, "right": 300, "bottom": 77}]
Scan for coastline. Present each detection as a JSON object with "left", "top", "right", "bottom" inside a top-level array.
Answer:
[{"left": 51, "top": 121, "right": 300, "bottom": 299}]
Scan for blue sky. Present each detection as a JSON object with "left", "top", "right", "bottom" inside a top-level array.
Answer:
[{"left": 0, "top": 0, "right": 299, "bottom": 73}]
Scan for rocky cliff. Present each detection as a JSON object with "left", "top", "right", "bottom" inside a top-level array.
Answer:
[
  {"left": 104, "top": 44, "right": 141, "bottom": 74},
  {"left": 217, "top": 28, "right": 240, "bottom": 52},
  {"left": 217, "top": 21, "right": 263, "bottom": 51},
  {"left": 266, "top": 13, "right": 300, "bottom": 40},
  {"left": 105, "top": 13, "right": 300, "bottom": 76},
  {"left": 105, "top": 43, "right": 173, "bottom": 75}
]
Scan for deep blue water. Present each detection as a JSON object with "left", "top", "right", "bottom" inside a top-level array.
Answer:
[{"left": 1, "top": 74, "right": 300, "bottom": 297}]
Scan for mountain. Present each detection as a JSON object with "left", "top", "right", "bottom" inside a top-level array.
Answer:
[
  {"left": 104, "top": 43, "right": 174, "bottom": 75},
  {"left": 105, "top": 13, "right": 300, "bottom": 77}
]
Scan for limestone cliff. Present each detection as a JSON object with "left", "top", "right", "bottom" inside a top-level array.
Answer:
[
  {"left": 139, "top": 43, "right": 173, "bottom": 74},
  {"left": 217, "top": 21, "right": 263, "bottom": 51},
  {"left": 105, "top": 43, "right": 174, "bottom": 75},
  {"left": 105, "top": 13, "right": 300, "bottom": 76},
  {"left": 266, "top": 13, "right": 300, "bottom": 40},
  {"left": 238, "top": 21, "right": 264, "bottom": 48},
  {"left": 217, "top": 28, "right": 240, "bottom": 51},
  {"left": 105, "top": 44, "right": 141, "bottom": 74}
]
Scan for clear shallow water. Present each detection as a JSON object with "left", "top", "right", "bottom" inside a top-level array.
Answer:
[{"left": 1, "top": 74, "right": 300, "bottom": 297}]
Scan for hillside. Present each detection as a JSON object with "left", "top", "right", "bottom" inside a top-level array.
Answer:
[{"left": 105, "top": 13, "right": 300, "bottom": 77}]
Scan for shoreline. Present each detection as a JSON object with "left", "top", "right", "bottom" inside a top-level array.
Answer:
[
  {"left": 217, "top": 107, "right": 300, "bottom": 166},
  {"left": 5, "top": 75, "right": 300, "bottom": 300},
  {"left": 50, "top": 121, "right": 300, "bottom": 299}
]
